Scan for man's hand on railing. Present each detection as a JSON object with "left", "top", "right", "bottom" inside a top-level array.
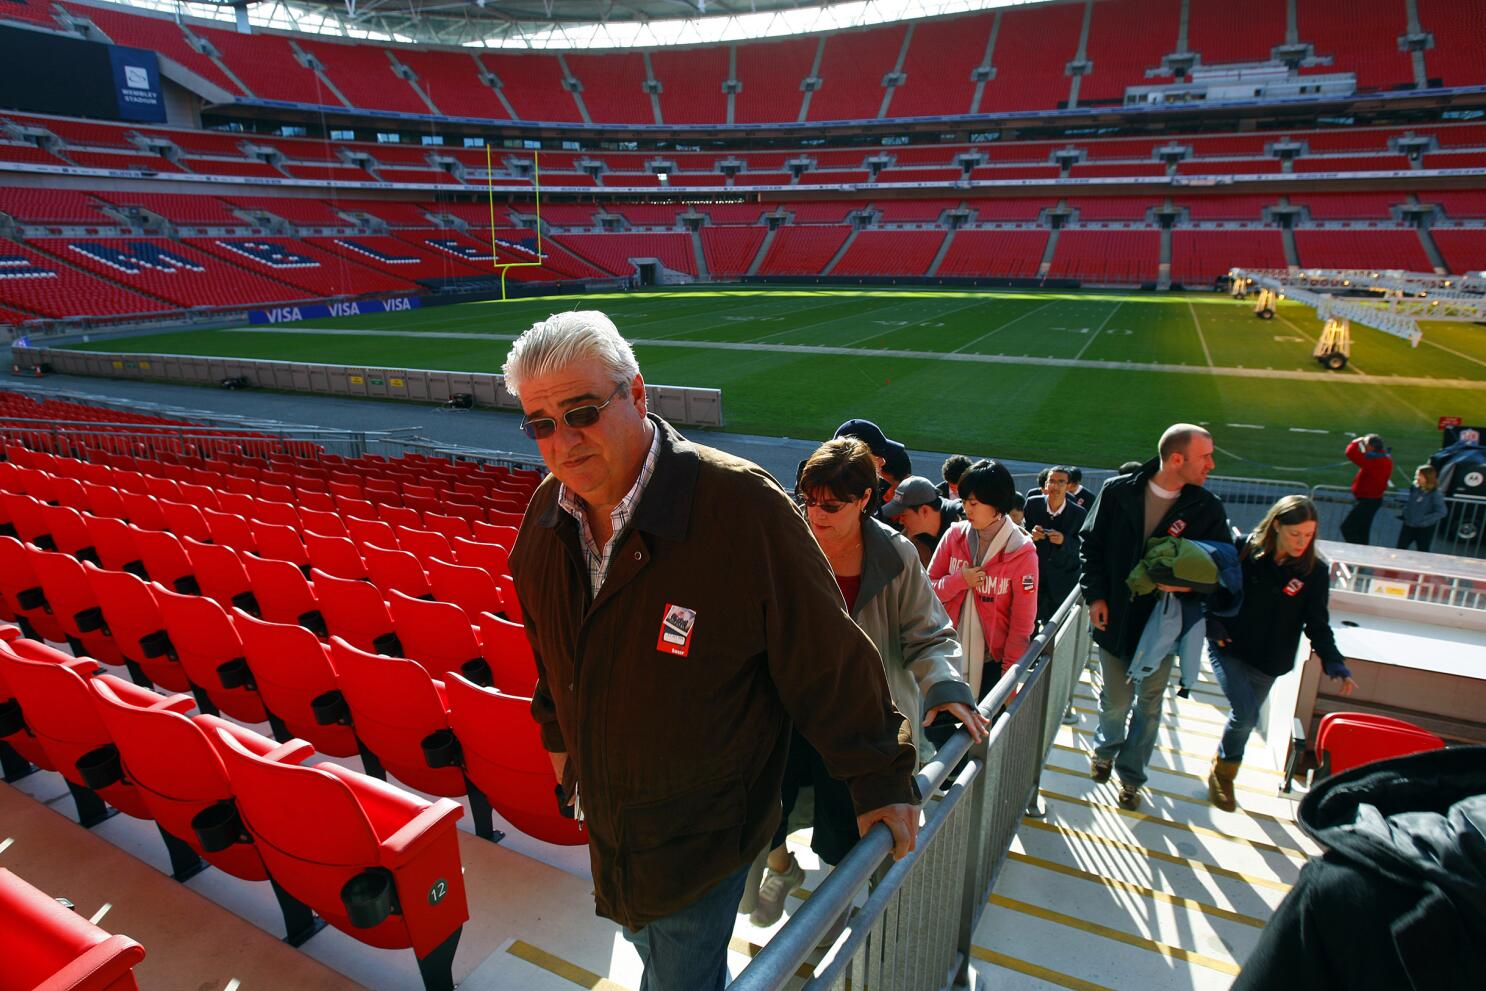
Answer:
[
  {"left": 924, "top": 701, "right": 990, "bottom": 743},
  {"left": 857, "top": 804, "right": 918, "bottom": 861},
  {"left": 1089, "top": 598, "right": 1109, "bottom": 630}
]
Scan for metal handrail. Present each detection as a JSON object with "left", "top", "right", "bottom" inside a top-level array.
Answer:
[{"left": 730, "top": 589, "right": 1087, "bottom": 991}]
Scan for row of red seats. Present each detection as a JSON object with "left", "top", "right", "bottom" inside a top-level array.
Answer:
[
  {"left": 0, "top": 626, "right": 471, "bottom": 991},
  {"left": 0, "top": 863, "right": 145, "bottom": 991}
]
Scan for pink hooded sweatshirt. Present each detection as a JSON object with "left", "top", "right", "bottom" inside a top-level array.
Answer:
[{"left": 927, "top": 520, "right": 1040, "bottom": 677}]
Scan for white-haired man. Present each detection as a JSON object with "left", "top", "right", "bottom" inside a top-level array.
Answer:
[
  {"left": 1078, "top": 424, "right": 1231, "bottom": 810},
  {"left": 502, "top": 311, "right": 919, "bottom": 991}
]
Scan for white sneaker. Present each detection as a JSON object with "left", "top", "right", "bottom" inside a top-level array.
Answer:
[
  {"left": 749, "top": 855, "right": 805, "bottom": 927},
  {"left": 736, "top": 847, "right": 770, "bottom": 916}
]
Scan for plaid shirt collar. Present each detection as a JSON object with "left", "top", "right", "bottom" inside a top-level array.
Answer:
[{"left": 558, "top": 420, "right": 660, "bottom": 599}]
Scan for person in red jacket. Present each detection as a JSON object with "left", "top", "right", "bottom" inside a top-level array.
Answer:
[{"left": 1340, "top": 434, "right": 1394, "bottom": 545}]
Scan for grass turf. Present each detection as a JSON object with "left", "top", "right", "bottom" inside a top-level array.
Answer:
[{"left": 72, "top": 288, "right": 1486, "bottom": 486}]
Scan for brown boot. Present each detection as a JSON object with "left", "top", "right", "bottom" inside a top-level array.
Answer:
[{"left": 1208, "top": 757, "right": 1240, "bottom": 812}]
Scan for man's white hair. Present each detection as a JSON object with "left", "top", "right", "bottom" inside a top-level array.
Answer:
[{"left": 501, "top": 310, "right": 640, "bottom": 398}]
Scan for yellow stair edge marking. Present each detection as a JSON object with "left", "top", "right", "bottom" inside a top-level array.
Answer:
[
  {"left": 1006, "top": 851, "right": 1267, "bottom": 928},
  {"left": 506, "top": 939, "right": 630, "bottom": 991},
  {"left": 1020, "top": 817, "right": 1294, "bottom": 893},
  {"left": 988, "top": 894, "right": 1242, "bottom": 977},
  {"left": 1045, "top": 757, "right": 1294, "bottom": 806},
  {"left": 1064, "top": 727, "right": 1284, "bottom": 776},
  {"left": 970, "top": 945, "right": 1115, "bottom": 991},
  {"left": 1069, "top": 701, "right": 1229, "bottom": 731},
  {"left": 1040, "top": 789, "right": 1312, "bottom": 860}
]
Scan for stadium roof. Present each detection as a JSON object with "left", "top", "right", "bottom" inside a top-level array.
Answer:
[{"left": 112, "top": 0, "right": 1025, "bottom": 48}]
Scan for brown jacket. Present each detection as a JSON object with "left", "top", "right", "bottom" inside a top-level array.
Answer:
[{"left": 510, "top": 416, "right": 917, "bottom": 930}]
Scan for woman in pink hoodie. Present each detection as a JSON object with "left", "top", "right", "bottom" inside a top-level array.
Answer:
[{"left": 927, "top": 459, "right": 1040, "bottom": 699}]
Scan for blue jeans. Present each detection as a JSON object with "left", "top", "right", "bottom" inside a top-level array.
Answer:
[
  {"left": 1093, "top": 647, "right": 1173, "bottom": 788},
  {"left": 622, "top": 862, "right": 751, "bottom": 991},
  {"left": 1210, "top": 651, "right": 1277, "bottom": 763}
]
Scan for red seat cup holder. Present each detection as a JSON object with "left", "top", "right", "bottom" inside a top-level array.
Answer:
[
  {"left": 459, "top": 658, "right": 493, "bottom": 688},
  {"left": 75, "top": 744, "right": 123, "bottom": 790},
  {"left": 421, "top": 729, "right": 462, "bottom": 769},
  {"left": 0, "top": 699, "right": 25, "bottom": 737},
  {"left": 216, "top": 657, "right": 255, "bottom": 690},
  {"left": 191, "top": 800, "right": 248, "bottom": 853},
  {"left": 341, "top": 867, "right": 398, "bottom": 929},
  {"left": 311, "top": 689, "right": 350, "bottom": 726}
]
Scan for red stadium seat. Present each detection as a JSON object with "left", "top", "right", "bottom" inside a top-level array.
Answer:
[
  {"left": 129, "top": 526, "right": 199, "bottom": 594},
  {"left": 426, "top": 558, "right": 503, "bottom": 617},
  {"left": 25, "top": 545, "right": 130, "bottom": 674},
  {"left": 232, "top": 609, "right": 358, "bottom": 757},
  {"left": 83, "top": 564, "right": 191, "bottom": 693},
  {"left": 82, "top": 515, "right": 146, "bottom": 577},
  {"left": 296, "top": 490, "right": 337, "bottom": 514},
  {"left": 1, "top": 492, "right": 54, "bottom": 549},
  {"left": 158, "top": 499, "right": 211, "bottom": 542},
  {"left": 151, "top": 584, "right": 268, "bottom": 723},
  {"left": 203, "top": 508, "right": 258, "bottom": 553},
  {"left": 212, "top": 725, "right": 468, "bottom": 991},
  {"left": 0, "top": 637, "right": 175, "bottom": 824},
  {"left": 182, "top": 537, "right": 257, "bottom": 614},
  {"left": 378, "top": 504, "right": 423, "bottom": 531},
  {"left": 477, "top": 612, "right": 539, "bottom": 697},
  {"left": 248, "top": 519, "right": 310, "bottom": 570},
  {"left": 346, "top": 516, "right": 399, "bottom": 551},
  {"left": 1316, "top": 713, "right": 1446, "bottom": 777},
  {"left": 421, "top": 512, "right": 473, "bottom": 543},
  {"left": 118, "top": 491, "right": 167, "bottom": 532},
  {"left": 249, "top": 499, "right": 301, "bottom": 529},
  {"left": 326, "top": 636, "right": 467, "bottom": 799},
  {"left": 299, "top": 507, "right": 349, "bottom": 538},
  {"left": 386, "top": 590, "right": 487, "bottom": 683},
  {"left": 80, "top": 481, "right": 129, "bottom": 522},
  {"left": 0, "top": 534, "right": 67, "bottom": 642},
  {"left": 444, "top": 673, "right": 585, "bottom": 846},
  {"left": 87, "top": 678, "right": 322, "bottom": 941},
  {"left": 176, "top": 482, "right": 222, "bottom": 512},
  {"left": 495, "top": 574, "right": 522, "bottom": 623},
  {"left": 0, "top": 867, "right": 146, "bottom": 991},
  {"left": 241, "top": 554, "right": 326, "bottom": 634},
  {"left": 39, "top": 503, "right": 100, "bottom": 564},
  {"left": 471, "top": 521, "right": 518, "bottom": 548},
  {"left": 309, "top": 569, "right": 398, "bottom": 654},
  {"left": 143, "top": 476, "right": 182, "bottom": 502},
  {"left": 451, "top": 537, "right": 509, "bottom": 578},
  {"left": 394, "top": 526, "right": 454, "bottom": 563},
  {"left": 363, "top": 543, "right": 432, "bottom": 599},
  {"left": 304, "top": 531, "right": 367, "bottom": 580}
]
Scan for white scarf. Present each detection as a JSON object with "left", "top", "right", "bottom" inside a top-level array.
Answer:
[{"left": 956, "top": 521, "right": 1015, "bottom": 698}]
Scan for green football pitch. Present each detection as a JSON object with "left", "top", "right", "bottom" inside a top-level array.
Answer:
[{"left": 78, "top": 287, "right": 1486, "bottom": 486}]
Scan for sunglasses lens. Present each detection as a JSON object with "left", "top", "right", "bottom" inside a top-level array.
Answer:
[
  {"left": 523, "top": 419, "right": 555, "bottom": 440},
  {"left": 565, "top": 406, "right": 601, "bottom": 428}
]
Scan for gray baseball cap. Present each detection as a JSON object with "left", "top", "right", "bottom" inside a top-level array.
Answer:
[{"left": 881, "top": 476, "right": 941, "bottom": 518}]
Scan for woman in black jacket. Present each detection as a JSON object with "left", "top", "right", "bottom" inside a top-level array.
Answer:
[{"left": 1206, "top": 495, "right": 1357, "bottom": 812}]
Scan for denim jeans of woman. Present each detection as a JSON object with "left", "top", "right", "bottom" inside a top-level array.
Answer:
[{"left": 1210, "top": 650, "right": 1278, "bottom": 762}]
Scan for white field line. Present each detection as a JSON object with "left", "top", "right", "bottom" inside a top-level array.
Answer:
[
  {"left": 221, "top": 327, "right": 1486, "bottom": 389},
  {"left": 951, "top": 299, "right": 1064, "bottom": 354},
  {"left": 1073, "top": 301, "right": 1125, "bottom": 361},
  {"left": 1187, "top": 300, "right": 1215, "bottom": 367}
]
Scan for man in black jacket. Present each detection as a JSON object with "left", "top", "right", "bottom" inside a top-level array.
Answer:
[
  {"left": 1024, "top": 466, "right": 1086, "bottom": 625},
  {"left": 1233, "top": 746, "right": 1486, "bottom": 991},
  {"left": 1078, "top": 424, "right": 1231, "bottom": 809}
]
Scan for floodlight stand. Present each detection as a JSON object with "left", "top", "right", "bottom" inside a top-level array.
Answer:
[{"left": 1313, "top": 318, "right": 1352, "bottom": 370}]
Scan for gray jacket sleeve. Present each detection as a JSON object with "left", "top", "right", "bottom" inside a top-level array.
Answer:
[{"left": 891, "top": 537, "right": 973, "bottom": 711}]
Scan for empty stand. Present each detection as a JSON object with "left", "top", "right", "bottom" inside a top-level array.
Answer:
[
  {"left": 887, "top": 12, "right": 991, "bottom": 119},
  {"left": 733, "top": 36, "right": 814, "bottom": 124},
  {"left": 700, "top": 227, "right": 766, "bottom": 277},
  {"left": 808, "top": 24, "right": 905, "bottom": 122},
  {"left": 935, "top": 229, "right": 1048, "bottom": 279},
  {"left": 555, "top": 232, "right": 696, "bottom": 276},
  {"left": 1298, "top": 0, "right": 1414, "bottom": 91},
  {"left": 1170, "top": 229, "right": 1288, "bottom": 285},
  {"left": 1427, "top": 230, "right": 1486, "bottom": 274},
  {"left": 1293, "top": 229, "right": 1433, "bottom": 270},
  {"left": 61, "top": 1, "right": 244, "bottom": 97},
  {"left": 979, "top": 2, "right": 1082, "bottom": 113},
  {"left": 566, "top": 51, "right": 652, "bottom": 125},
  {"left": 479, "top": 52, "right": 583, "bottom": 122},
  {"left": 300, "top": 40, "right": 428, "bottom": 115},
  {"left": 1187, "top": 0, "right": 1285, "bottom": 65},
  {"left": 397, "top": 50, "right": 508, "bottom": 119},
  {"left": 1419, "top": 0, "right": 1486, "bottom": 88},
  {"left": 1080, "top": 0, "right": 1181, "bottom": 104},
  {"left": 831, "top": 229, "right": 944, "bottom": 276},
  {"left": 44, "top": 238, "right": 311, "bottom": 308},
  {"left": 650, "top": 47, "right": 730, "bottom": 125},
  {"left": 0, "top": 239, "right": 168, "bottom": 319},
  {"left": 756, "top": 226, "right": 852, "bottom": 276},
  {"left": 1047, "top": 229, "right": 1161, "bottom": 284}
]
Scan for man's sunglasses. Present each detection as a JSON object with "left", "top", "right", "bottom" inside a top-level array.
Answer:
[{"left": 521, "top": 385, "right": 627, "bottom": 440}]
